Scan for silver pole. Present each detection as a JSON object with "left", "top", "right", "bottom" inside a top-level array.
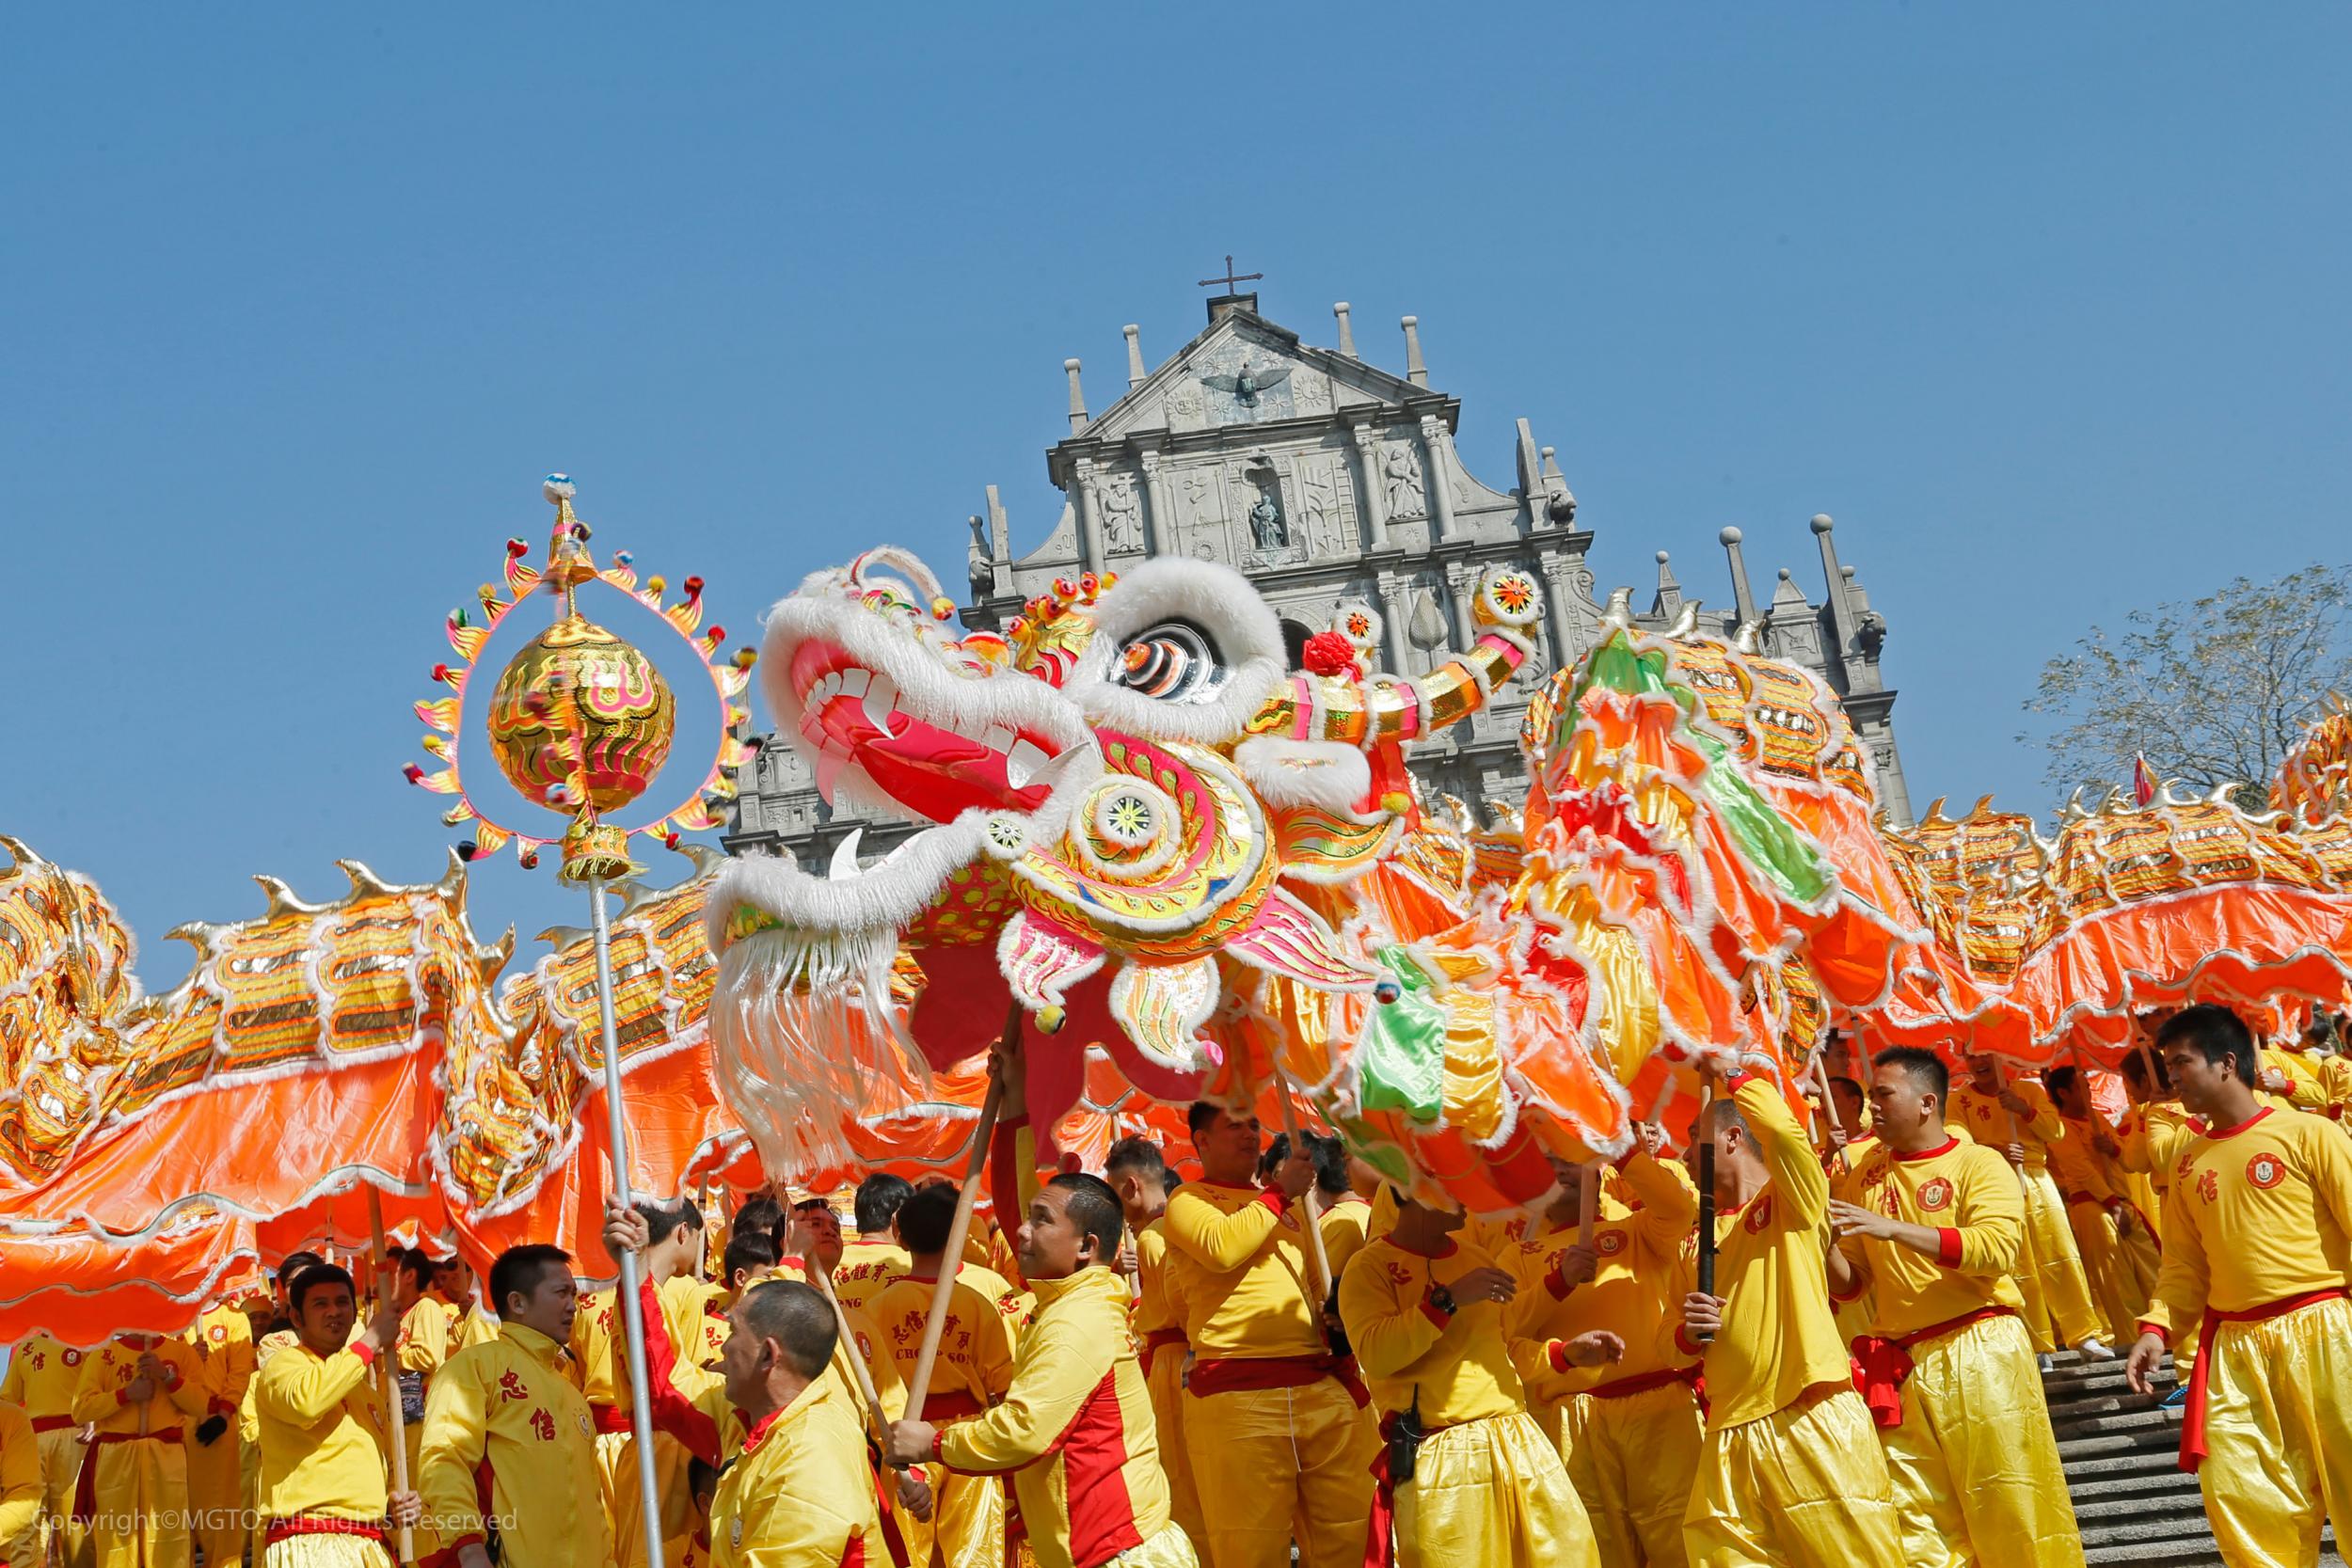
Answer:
[{"left": 590, "top": 875, "right": 669, "bottom": 1568}]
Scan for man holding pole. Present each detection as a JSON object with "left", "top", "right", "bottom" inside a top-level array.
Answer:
[
  {"left": 1949, "top": 1060, "right": 2110, "bottom": 1357},
  {"left": 415, "top": 1243, "right": 607, "bottom": 1568},
  {"left": 183, "top": 1296, "right": 257, "bottom": 1568},
  {"left": 571, "top": 1199, "right": 708, "bottom": 1568},
  {"left": 888, "top": 1171, "right": 1196, "bottom": 1568},
  {"left": 1826, "top": 1047, "right": 2084, "bottom": 1566},
  {"left": 2125, "top": 1004, "right": 2352, "bottom": 1564},
  {"left": 1166, "top": 1101, "right": 1377, "bottom": 1568},
  {"left": 71, "top": 1327, "right": 206, "bottom": 1568},
  {"left": 1678, "top": 1069, "right": 1902, "bottom": 1566},
  {"left": 251, "top": 1261, "right": 422, "bottom": 1564},
  {"left": 1104, "top": 1134, "right": 1205, "bottom": 1547}
]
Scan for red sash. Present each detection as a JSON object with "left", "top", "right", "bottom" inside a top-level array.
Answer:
[
  {"left": 1188, "top": 1353, "right": 1369, "bottom": 1409},
  {"left": 71, "top": 1429, "right": 183, "bottom": 1524},
  {"left": 30, "top": 1416, "right": 73, "bottom": 1433},
  {"left": 1362, "top": 1409, "right": 1470, "bottom": 1568},
  {"left": 2179, "top": 1289, "right": 2347, "bottom": 1472},
  {"left": 587, "top": 1402, "right": 634, "bottom": 1435},
  {"left": 266, "top": 1516, "right": 387, "bottom": 1544},
  {"left": 1585, "top": 1361, "right": 1706, "bottom": 1410},
  {"left": 1850, "top": 1307, "right": 2016, "bottom": 1429},
  {"left": 920, "top": 1389, "right": 986, "bottom": 1423}
]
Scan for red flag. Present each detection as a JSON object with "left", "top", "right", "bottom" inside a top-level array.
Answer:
[{"left": 2133, "top": 752, "right": 2157, "bottom": 806}]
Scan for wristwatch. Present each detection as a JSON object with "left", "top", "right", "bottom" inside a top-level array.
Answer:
[{"left": 1426, "top": 1283, "right": 1457, "bottom": 1317}]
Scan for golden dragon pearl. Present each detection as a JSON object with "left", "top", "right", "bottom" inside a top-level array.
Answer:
[{"left": 485, "top": 613, "right": 675, "bottom": 813}]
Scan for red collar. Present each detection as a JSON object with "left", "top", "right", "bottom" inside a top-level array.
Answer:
[
  {"left": 1893, "top": 1136, "right": 1959, "bottom": 1164},
  {"left": 2203, "top": 1105, "right": 2273, "bottom": 1141},
  {"left": 1389, "top": 1234, "right": 1460, "bottom": 1261},
  {"left": 738, "top": 1403, "right": 784, "bottom": 1455}
]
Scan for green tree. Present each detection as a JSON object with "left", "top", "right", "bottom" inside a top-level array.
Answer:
[{"left": 2021, "top": 563, "right": 2352, "bottom": 804}]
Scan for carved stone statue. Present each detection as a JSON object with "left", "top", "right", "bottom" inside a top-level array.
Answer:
[
  {"left": 1855, "top": 609, "right": 1888, "bottom": 658},
  {"left": 966, "top": 515, "right": 992, "bottom": 595},
  {"left": 1384, "top": 442, "right": 1426, "bottom": 521},
  {"left": 1100, "top": 473, "right": 1142, "bottom": 554},
  {"left": 1248, "top": 490, "right": 1288, "bottom": 550}
]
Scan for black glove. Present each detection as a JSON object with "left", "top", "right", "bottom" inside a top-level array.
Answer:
[{"left": 196, "top": 1414, "right": 230, "bottom": 1447}]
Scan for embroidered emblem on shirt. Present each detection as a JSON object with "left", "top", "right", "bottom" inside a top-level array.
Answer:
[
  {"left": 2247, "top": 1152, "right": 2288, "bottom": 1190},
  {"left": 1743, "top": 1196, "right": 1774, "bottom": 1234},
  {"left": 1597, "top": 1229, "right": 1629, "bottom": 1257},
  {"left": 1917, "top": 1179, "right": 1955, "bottom": 1213},
  {"left": 61, "top": 1349, "right": 81, "bottom": 1367}
]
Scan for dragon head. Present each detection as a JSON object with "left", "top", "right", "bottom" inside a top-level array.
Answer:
[{"left": 707, "top": 546, "right": 1544, "bottom": 1169}]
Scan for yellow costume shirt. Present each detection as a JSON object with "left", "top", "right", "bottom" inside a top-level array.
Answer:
[
  {"left": 1950, "top": 1080, "right": 2063, "bottom": 1168},
  {"left": 1163, "top": 1181, "right": 1322, "bottom": 1359},
  {"left": 1835, "top": 1135, "right": 2026, "bottom": 1335},
  {"left": 415, "top": 1322, "right": 605, "bottom": 1568},
  {"left": 1338, "top": 1232, "right": 1528, "bottom": 1424},
  {"left": 0, "top": 1332, "right": 81, "bottom": 1419},
  {"left": 1510, "top": 1151, "right": 1698, "bottom": 1403},
  {"left": 0, "top": 1402, "right": 38, "bottom": 1549},
  {"left": 833, "top": 1237, "right": 913, "bottom": 1318},
  {"left": 72, "top": 1336, "right": 205, "bottom": 1433},
  {"left": 251, "top": 1338, "right": 390, "bottom": 1522},
  {"left": 2143, "top": 1105, "right": 2352, "bottom": 1335}
]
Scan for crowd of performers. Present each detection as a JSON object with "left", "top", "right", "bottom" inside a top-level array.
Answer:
[{"left": 5, "top": 1003, "right": 2351, "bottom": 1568}]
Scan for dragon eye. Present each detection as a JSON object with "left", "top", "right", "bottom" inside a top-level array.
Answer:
[{"left": 1116, "top": 620, "right": 1227, "bottom": 703}]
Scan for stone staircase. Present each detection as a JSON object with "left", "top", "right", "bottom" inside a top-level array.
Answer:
[{"left": 2044, "top": 1349, "right": 2342, "bottom": 1566}]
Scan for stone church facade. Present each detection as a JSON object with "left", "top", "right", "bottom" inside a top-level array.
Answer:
[{"left": 725, "top": 291, "right": 1911, "bottom": 866}]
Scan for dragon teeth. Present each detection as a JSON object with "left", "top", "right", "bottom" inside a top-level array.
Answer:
[
  {"left": 980, "top": 724, "right": 1014, "bottom": 754},
  {"left": 1005, "top": 739, "right": 1049, "bottom": 790}
]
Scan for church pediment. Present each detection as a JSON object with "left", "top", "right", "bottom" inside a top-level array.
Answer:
[{"left": 1070, "top": 309, "right": 1436, "bottom": 451}]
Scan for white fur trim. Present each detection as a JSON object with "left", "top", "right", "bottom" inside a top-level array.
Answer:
[
  {"left": 1064, "top": 558, "right": 1289, "bottom": 744},
  {"left": 1232, "top": 737, "right": 1374, "bottom": 814}
]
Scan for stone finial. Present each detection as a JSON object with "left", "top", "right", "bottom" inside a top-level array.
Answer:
[
  {"left": 1334, "top": 301, "right": 1357, "bottom": 358},
  {"left": 1652, "top": 549, "right": 1683, "bottom": 617},
  {"left": 1720, "top": 525, "right": 1758, "bottom": 627},
  {"left": 1402, "top": 315, "right": 1428, "bottom": 386},
  {"left": 1810, "top": 513, "right": 1835, "bottom": 534},
  {"left": 1123, "top": 325, "right": 1146, "bottom": 388},
  {"left": 1065, "top": 358, "right": 1088, "bottom": 434}
]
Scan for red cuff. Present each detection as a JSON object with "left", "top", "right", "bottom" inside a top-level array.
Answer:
[
  {"left": 347, "top": 1341, "right": 377, "bottom": 1368},
  {"left": 930, "top": 1428, "right": 946, "bottom": 1463},
  {"left": 160, "top": 1365, "right": 183, "bottom": 1390},
  {"left": 2135, "top": 1319, "right": 2169, "bottom": 1343},
  {"left": 1257, "top": 1188, "right": 1290, "bottom": 1217},
  {"left": 1935, "top": 1228, "right": 1963, "bottom": 1269},
  {"left": 1547, "top": 1339, "right": 1572, "bottom": 1375},
  {"left": 1828, "top": 1271, "right": 1868, "bottom": 1305},
  {"left": 115, "top": 1387, "right": 132, "bottom": 1407},
  {"left": 1675, "top": 1325, "right": 1705, "bottom": 1356},
  {"left": 208, "top": 1398, "right": 236, "bottom": 1417},
  {"left": 1420, "top": 1291, "right": 1454, "bottom": 1327},
  {"left": 1545, "top": 1259, "right": 1572, "bottom": 1302},
  {"left": 1724, "top": 1072, "right": 1757, "bottom": 1092}
]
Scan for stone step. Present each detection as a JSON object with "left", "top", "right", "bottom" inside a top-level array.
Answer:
[
  {"left": 2052, "top": 1405, "right": 2184, "bottom": 1442},
  {"left": 2067, "top": 1466, "right": 2205, "bottom": 1503},
  {"left": 2072, "top": 1486, "right": 2209, "bottom": 1524}
]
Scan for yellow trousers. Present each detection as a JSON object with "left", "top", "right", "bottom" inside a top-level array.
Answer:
[
  {"left": 894, "top": 1457, "right": 1005, "bottom": 1568},
  {"left": 183, "top": 1424, "right": 244, "bottom": 1568},
  {"left": 262, "top": 1534, "right": 397, "bottom": 1567},
  {"left": 86, "top": 1439, "right": 191, "bottom": 1568},
  {"left": 2198, "top": 1295, "right": 2352, "bottom": 1567},
  {"left": 10, "top": 1427, "right": 83, "bottom": 1568},
  {"left": 2014, "top": 1167, "right": 2104, "bottom": 1350},
  {"left": 1682, "top": 1386, "right": 1902, "bottom": 1568},
  {"left": 1880, "top": 1312, "right": 2084, "bottom": 1567},
  {"left": 1106, "top": 1521, "right": 1200, "bottom": 1567},
  {"left": 1392, "top": 1410, "right": 1596, "bottom": 1568},
  {"left": 1181, "top": 1378, "right": 1377, "bottom": 1568},
  {"left": 597, "top": 1428, "right": 691, "bottom": 1568},
  {"left": 1562, "top": 1381, "right": 1703, "bottom": 1567},
  {"left": 1144, "top": 1350, "right": 1203, "bottom": 1545},
  {"left": 2063, "top": 1199, "right": 2160, "bottom": 1350}
]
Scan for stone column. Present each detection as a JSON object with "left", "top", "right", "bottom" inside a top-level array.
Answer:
[
  {"left": 1442, "top": 562, "right": 1478, "bottom": 651},
  {"left": 1419, "top": 415, "right": 1456, "bottom": 541},
  {"left": 1350, "top": 424, "right": 1387, "bottom": 548},
  {"left": 1539, "top": 553, "right": 1582, "bottom": 671},
  {"left": 1139, "top": 449, "right": 1170, "bottom": 558},
  {"left": 1073, "top": 457, "right": 1105, "bottom": 573},
  {"left": 1374, "top": 570, "right": 1408, "bottom": 674}
]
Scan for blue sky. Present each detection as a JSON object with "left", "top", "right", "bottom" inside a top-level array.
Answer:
[{"left": 5, "top": 6, "right": 2345, "bottom": 987}]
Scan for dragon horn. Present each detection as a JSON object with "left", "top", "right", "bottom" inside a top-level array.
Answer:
[{"left": 1245, "top": 566, "right": 1545, "bottom": 749}]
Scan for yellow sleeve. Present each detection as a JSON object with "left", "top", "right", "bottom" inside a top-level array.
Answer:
[
  {"left": 1164, "top": 1187, "right": 1283, "bottom": 1273},
  {"left": 840, "top": 1308, "right": 904, "bottom": 1426},
  {"left": 2116, "top": 1112, "right": 2153, "bottom": 1175},
  {"left": 1337, "top": 1247, "right": 1443, "bottom": 1381},
  {"left": 1499, "top": 1244, "right": 1583, "bottom": 1393},
  {"left": 1949, "top": 1151, "right": 2026, "bottom": 1276},
  {"left": 255, "top": 1347, "right": 374, "bottom": 1426},
  {"left": 2285, "top": 1053, "right": 2331, "bottom": 1112},
  {"left": 1620, "top": 1150, "right": 1701, "bottom": 1256},
  {"left": 2145, "top": 1164, "right": 2211, "bottom": 1341},
  {"left": 2304, "top": 1117, "right": 2352, "bottom": 1250},
  {"left": 399, "top": 1303, "right": 450, "bottom": 1376},
  {"left": 416, "top": 1356, "right": 491, "bottom": 1551},
  {"left": 164, "top": 1341, "right": 207, "bottom": 1418},
  {"left": 0, "top": 1405, "right": 38, "bottom": 1549},
  {"left": 71, "top": 1354, "right": 117, "bottom": 1427},
  {"left": 219, "top": 1327, "right": 257, "bottom": 1407},
  {"left": 974, "top": 1289, "right": 1019, "bottom": 1402},
  {"left": 1736, "top": 1076, "right": 1829, "bottom": 1227},
  {"left": 2018, "top": 1084, "right": 2063, "bottom": 1145},
  {"left": 0, "top": 1356, "right": 24, "bottom": 1406},
  {"left": 936, "top": 1297, "right": 1109, "bottom": 1474}
]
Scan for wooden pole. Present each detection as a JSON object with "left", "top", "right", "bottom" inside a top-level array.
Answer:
[
  {"left": 134, "top": 1363, "right": 150, "bottom": 1568},
  {"left": 1272, "top": 1068, "right": 1334, "bottom": 1313},
  {"left": 901, "top": 1005, "right": 1017, "bottom": 1427},
  {"left": 811, "top": 1265, "right": 889, "bottom": 1446},
  {"left": 368, "top": 1187, "right": 417, "bottom": 1565},
  {"left": 1576, "top": 1160, "right": 1599, "bottom": 1250},
  {"left": 1693, "top": 1079, "right": 1717, "bottom": 1342}
]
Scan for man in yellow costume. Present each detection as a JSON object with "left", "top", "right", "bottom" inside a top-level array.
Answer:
[
  {"left": 2043, "top": 1065, "right": 2162, "bottom": 1349},
  {"left": 0, "top": 1401, "right": 40, "bottom": 1561},
  {"left": 1167, "top": 1101, "right": 1377, "bottom": 1568},
  {"left": 1339, "top": 1186, "right": 1613, "bottom": 1567},
  {"left": 868, "top": 1181, "right": 1022, "bottom": 1568},
  {"left": 1949, "top": 1059, "right": 2111, "bottom": 1356},
  {"left": 1105, "top": 1134, "right": 1204, "bottom": 1545},
  {"left": 251, "top": 1261, "right": 422, "bottom": 1564},
  {"left": 570, "top": 1197, "right": 709, "bottom": 1568},
  {"left": 889, "top": 1171, "right": 1195, "bottom": 1568},
  {"left": 384, "top": 1248, "right": 448, "bottom": 1494},
  {"left": 184, "top": 1296, "right": 257, "bottom": 1568},
  {"left": 603, "top": 1202, "right": 885, "bottom": 1568},
  {"left": 3, "top": 1330, "right": 89, "bottom": 1565},
  {"left": 415, "top": 1243, "right": 608, "bottom": 1568},
  {"left": 1512, "top": 1132, "right": 1703, "bottom": 1565},
  {"left": 1678, "top": 1069, "right": 1903, "bottom": 1566},
  {"left": 243, "top": 1250, "right": 329, "bottom": 1566},
  {"left": 1826, "top": 1046, "right": 2084, "bottom": 1566},
  {"left": 2126, "top": 1004, "right": 2352, "bottom": 1566},
  {"left": 834, "top": 1175, "right": 915, "bottom": 1316},
  {"left": 71, "top": 1328, "right": 207, "bottom": 1568}
]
